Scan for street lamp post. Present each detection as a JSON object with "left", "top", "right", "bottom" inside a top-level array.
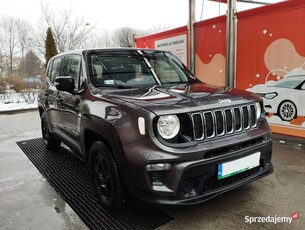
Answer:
[{"left": 83, "top": 23, "right": 90, "bottom": 49}]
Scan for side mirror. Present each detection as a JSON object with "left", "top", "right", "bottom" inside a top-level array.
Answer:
[{"left": 55, "top": 76, "right": 75, "bottom": 92}]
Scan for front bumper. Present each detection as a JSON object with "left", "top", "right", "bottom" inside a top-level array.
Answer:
[{"left": 122, "top": 133, "right": 273, "bottom": 205}]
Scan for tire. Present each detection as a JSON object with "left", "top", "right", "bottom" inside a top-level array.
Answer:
[
  {"left": 41, "top": 112, "right": 61, "bottom": 150},
  {"left": 278, "top": 100, "right": 297, "bottom": 121},
  {"left": 89, "top": 141, "right": 125, "bottom": 210}
]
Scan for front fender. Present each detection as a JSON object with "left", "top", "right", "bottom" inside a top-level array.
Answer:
[{"left": 81, "top": 114, "right": 125, "bottom": 165}]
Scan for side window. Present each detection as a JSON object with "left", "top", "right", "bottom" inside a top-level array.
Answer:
[
  {"left": 62, "top": 55, "right": 81, "bottom": 89},
  {"left": 50, "top": 58, "right": 62, "bottom": 84}
]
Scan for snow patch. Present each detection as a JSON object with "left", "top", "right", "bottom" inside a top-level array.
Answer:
[{"left": 0, "top": 91, "right": 38, "bottom": 112}]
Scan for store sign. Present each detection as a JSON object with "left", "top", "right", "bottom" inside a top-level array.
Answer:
[{"left": 155, "top": 34, "right": 187, "bottom": 65}]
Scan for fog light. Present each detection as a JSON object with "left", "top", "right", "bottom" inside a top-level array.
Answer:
[
  {"left": 182, "top": 179, "right": 194, "bottom": 194},
  {"left": 148, "top": 171, "right": 166, "bottom": 186},
  {"left": 146, "top": 163, "right": 171, "bottom": 171}
]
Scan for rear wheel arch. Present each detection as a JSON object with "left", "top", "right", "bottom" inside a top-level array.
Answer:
[
  {"left": 38, "top": 106, "right": 44, "bottom": 117},
  {"left": 41, "top": 111, "right": 61, "bottom": 150}
]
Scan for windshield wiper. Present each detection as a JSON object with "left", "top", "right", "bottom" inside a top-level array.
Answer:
[
  {"left": 94, "top": 83, "right": 131, "bottom": 89},
  {"left": 161, "top": 81, "right": 189, "bottom": 85},
  {"left": 93, "top": 57, "right": 121, "bottom": 88}
]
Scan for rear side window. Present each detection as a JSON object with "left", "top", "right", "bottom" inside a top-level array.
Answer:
[{"left": 49, "top": 58, "right": 62, "bottom": 84}]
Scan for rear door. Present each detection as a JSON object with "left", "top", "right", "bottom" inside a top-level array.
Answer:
[{"left": 44, "top": 57, "right": 63, "bottom": 132}]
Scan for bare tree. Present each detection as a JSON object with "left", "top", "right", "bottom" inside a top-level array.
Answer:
[
  {"left": 18, "top": 20, "right": 34, "bottom": 77},
  {"left": 112, "top": 27, "right": 136, "bottom": 47},
  {"left": 31, "top": 22, "right": 49, "bottom": 60},
  {"left": 142, "top": 24, "right": 170, "bottom": 35},
  {"left": 0, "top": 46, "right": 4, "bottom": 78},
  {"left": 112, "top": 25, "right": 170, "bottom": 48},
  {"left": 0, "top": 17, "right": 34, "bottom": 78},
  {"left": 41, "top": 3, "right": 94, "bottom": 52},
  {"left": 87, "top": 29, "right": 115, "bottom": 48},
  {"left": 0, "top": 17, "right": 20, "bottom": 77}
]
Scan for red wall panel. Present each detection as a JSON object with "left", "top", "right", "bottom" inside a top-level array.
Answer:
[
  {"left": 194, "top": 16, "right": 226, "bottom": 86},
  {"left": 236, "top": 0, "right": 305, "bottom": 137}
]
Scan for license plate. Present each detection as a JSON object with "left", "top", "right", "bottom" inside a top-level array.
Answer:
[{"left": 217, "top": 152, "right": 261, "bottom": 180}]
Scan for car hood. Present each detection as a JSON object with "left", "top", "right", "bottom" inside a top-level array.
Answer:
[{"left": 104, "top": 83, "right": 260, "bottom": 115}]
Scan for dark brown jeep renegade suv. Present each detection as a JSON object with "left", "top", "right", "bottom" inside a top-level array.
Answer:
[{"left": 38, "top": 48, "right": 273, "bottom": 210}]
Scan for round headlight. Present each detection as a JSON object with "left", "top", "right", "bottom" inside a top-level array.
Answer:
[
  {"left": 157, "top": 115, "right": 180, "bottom": 139},
  {"left": 255, "top": 102, "right": 261, "bottom": 120}
]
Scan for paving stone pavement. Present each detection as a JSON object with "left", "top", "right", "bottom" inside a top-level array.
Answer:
[
  {"left": 0, "top": 110, "right": 40, "bottom": 135},
  {"left": 0, "top": 110, "right": 88, "bottom": 230}
]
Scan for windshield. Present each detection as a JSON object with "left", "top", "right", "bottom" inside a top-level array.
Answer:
[{"left": 88, "top": 50, "right": 199, "bottom": 88}]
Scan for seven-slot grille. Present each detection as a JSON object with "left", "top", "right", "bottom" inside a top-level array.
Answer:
[{"left": 191, "top": 103, "right": 257, "bottom": 141}]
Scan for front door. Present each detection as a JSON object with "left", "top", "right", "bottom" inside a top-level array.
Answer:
[{"left": 56, "top": 55, "right": 84, "bottom": 152}]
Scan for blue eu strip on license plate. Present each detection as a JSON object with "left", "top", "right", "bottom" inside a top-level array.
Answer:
[{"left": 217, "top": 152, "right": 261, "bottom": 180}]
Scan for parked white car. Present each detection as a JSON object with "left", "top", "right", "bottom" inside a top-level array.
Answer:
[{"left": 249, "top": 75, "right": 305, "bottom": 121}]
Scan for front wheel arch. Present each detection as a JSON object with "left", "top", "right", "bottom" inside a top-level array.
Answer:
[{"left": 81, "top": 121, "right": 124, "bottom": 166}]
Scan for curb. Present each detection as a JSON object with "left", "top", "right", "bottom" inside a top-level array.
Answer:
[{"left": 0, "top": 107, "right": 38, "bottom": 115}]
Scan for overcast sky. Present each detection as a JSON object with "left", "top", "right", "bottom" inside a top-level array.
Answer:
[{"left": 1, "top": 0, "right": 283, "bottom": 31}]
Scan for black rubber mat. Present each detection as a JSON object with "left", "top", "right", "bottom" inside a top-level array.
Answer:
[{"left": 17, "top": 138, "right": 173, "bottom": 230}]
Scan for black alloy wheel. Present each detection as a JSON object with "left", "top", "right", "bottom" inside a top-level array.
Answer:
[
  {"left": 90, "top": 141, "right": 124, "bottom": 210},
  {"left": 95, "top": 154, "right": 113, "bottom": 199},
  {"left": 41, "top": 112, "right": 61, "bottom": 150}
]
